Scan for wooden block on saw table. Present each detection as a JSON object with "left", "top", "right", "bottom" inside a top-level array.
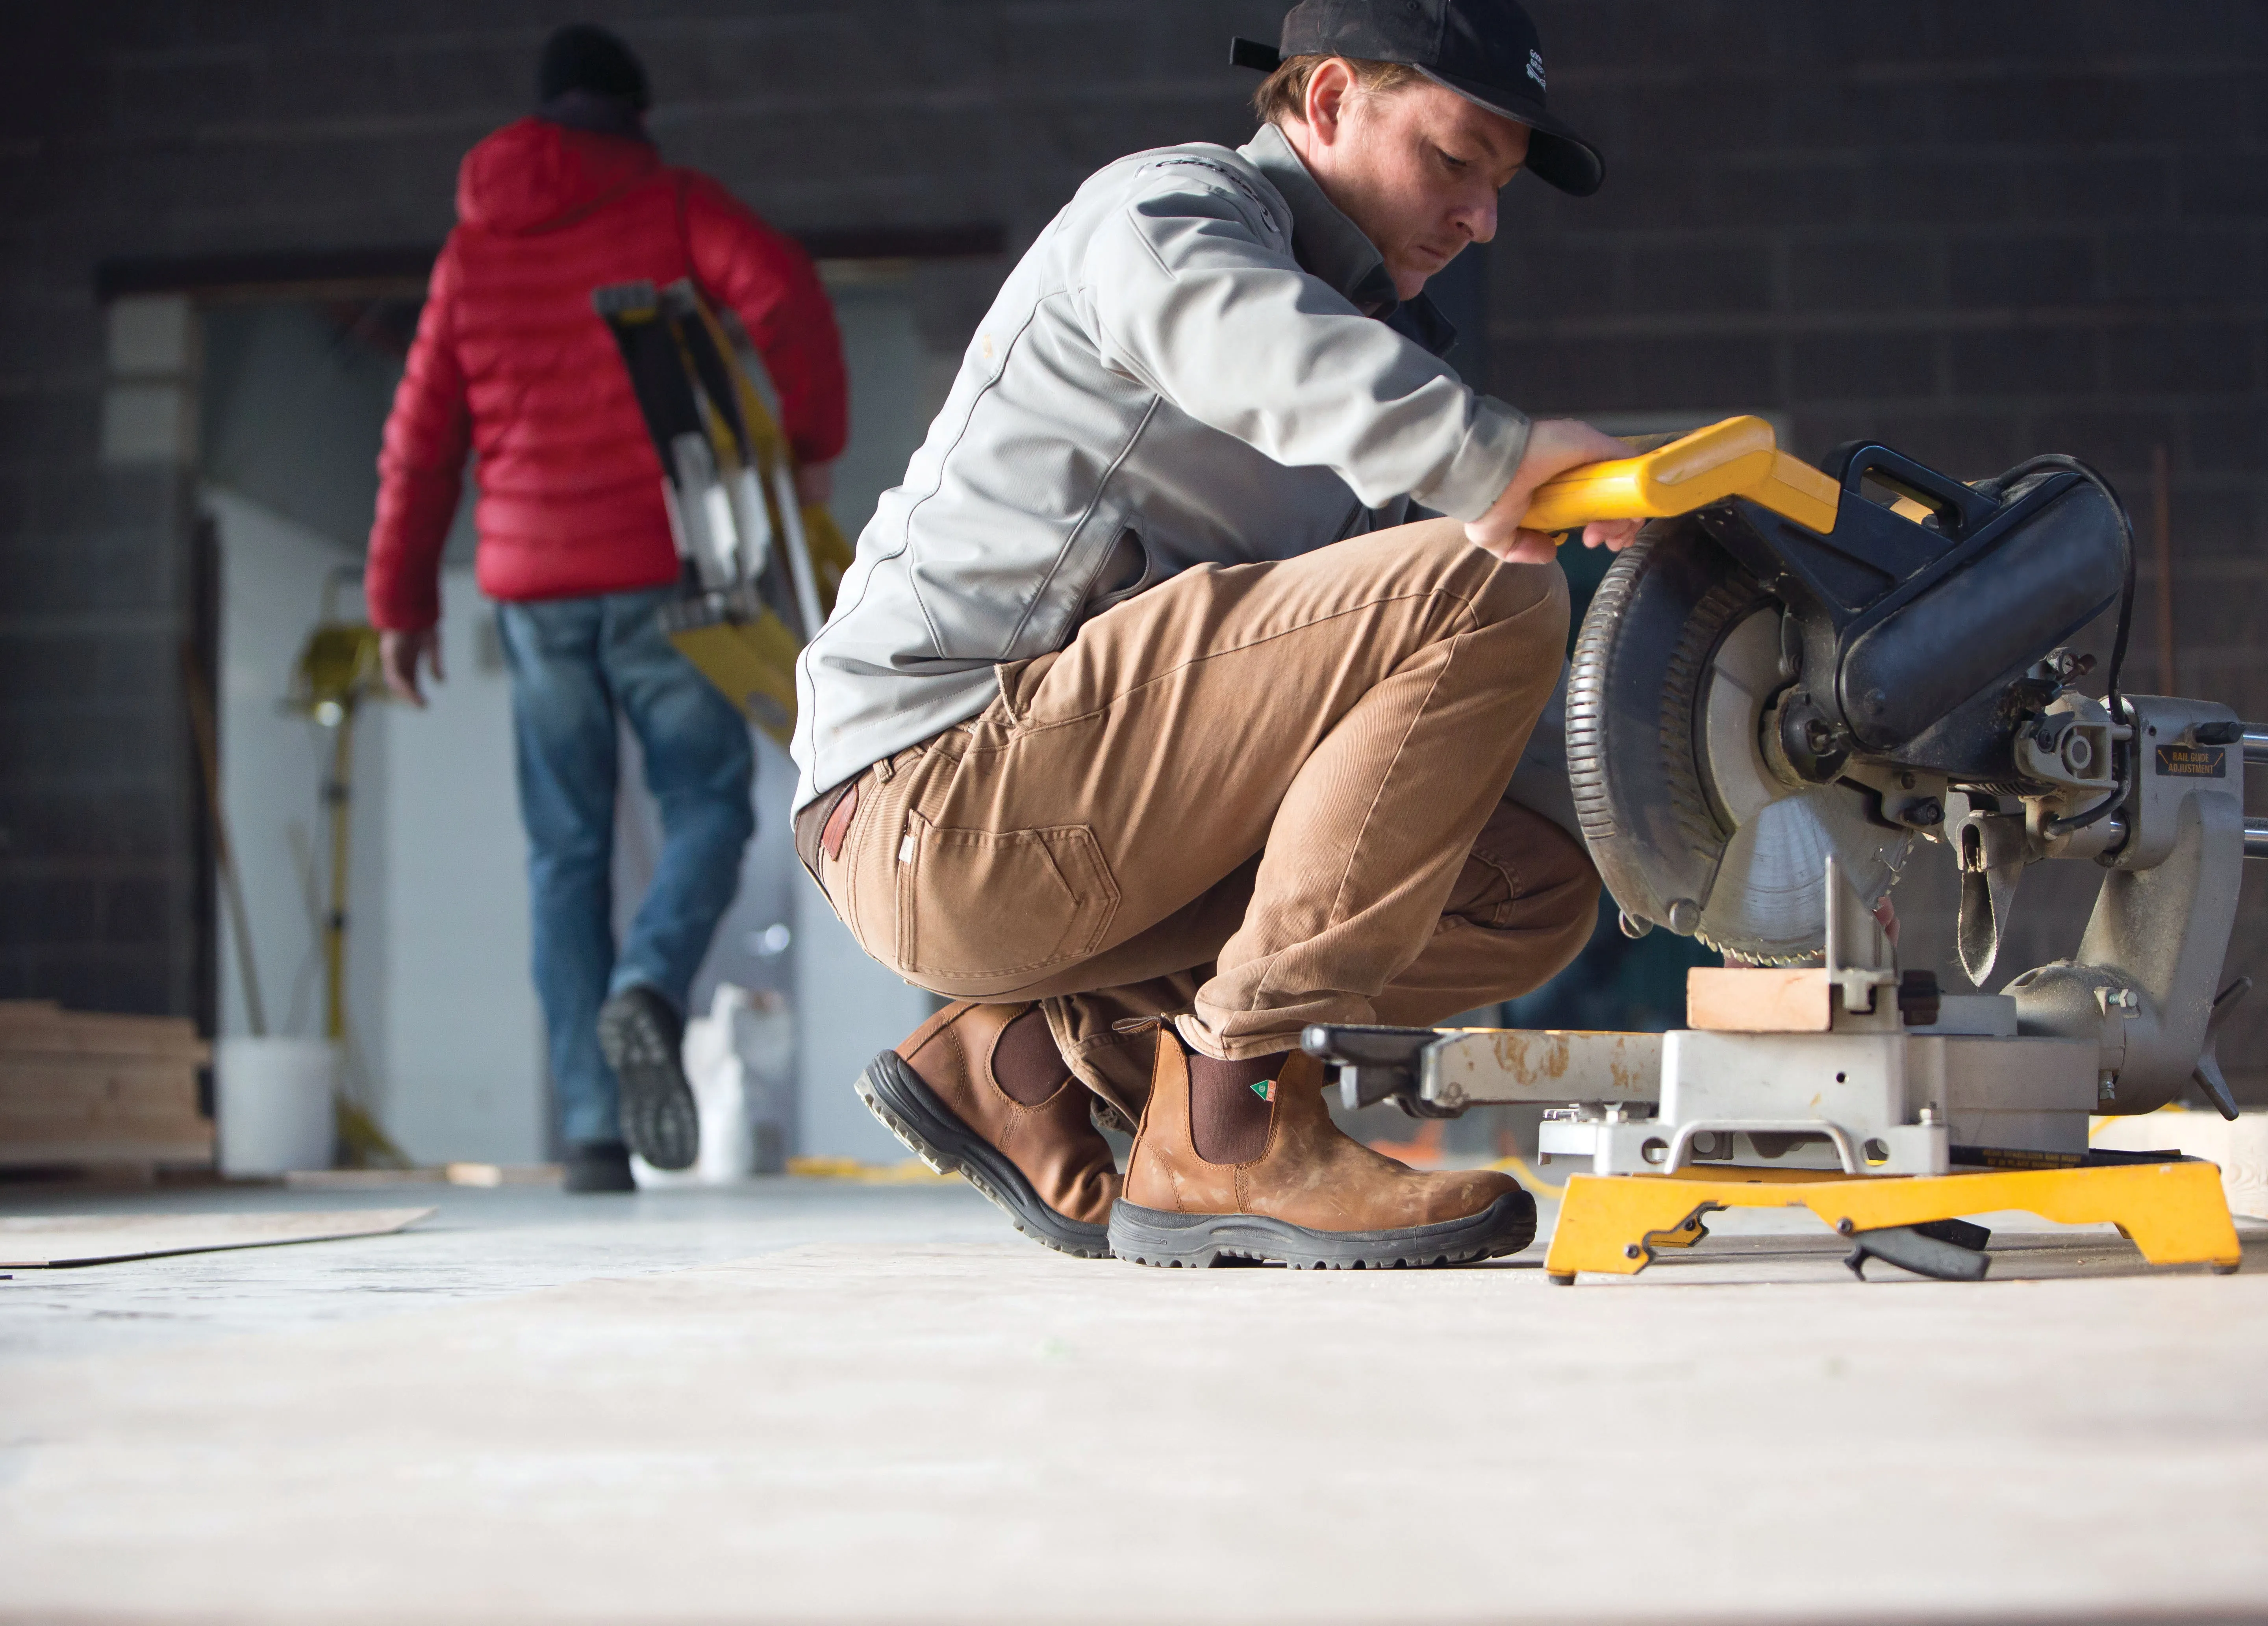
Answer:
[{"left": 1687, "top": 967, "right": 1833, "bottom": 1033}]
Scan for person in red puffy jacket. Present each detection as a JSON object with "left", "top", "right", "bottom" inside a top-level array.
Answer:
[{"left": 365, "top": 25, "right": 849, "bottom": 1193}]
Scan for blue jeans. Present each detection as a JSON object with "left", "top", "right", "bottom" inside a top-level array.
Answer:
[{"left": 496, "top": 588, "right": 755, "bottom": 1148}]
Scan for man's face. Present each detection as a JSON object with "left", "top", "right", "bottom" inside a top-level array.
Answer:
[{"left": 1290, "top": 64, "right": 1532, "bottom": 301}]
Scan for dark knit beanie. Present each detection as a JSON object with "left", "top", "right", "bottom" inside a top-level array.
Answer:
[{"left": 537, "top": 24, "right": 651, "bottom": 112}]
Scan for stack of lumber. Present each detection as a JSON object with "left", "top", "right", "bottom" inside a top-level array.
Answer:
[{"left": 0, "top": 1001, "right": 213, "bottom": 1173}]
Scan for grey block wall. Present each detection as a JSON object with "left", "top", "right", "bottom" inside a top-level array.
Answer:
[
  {"left": 0, "top": 0, "right": 208, "bottom": 1018},
  {"left": 5, "top": 3, "right": 2265, "bottom": 1091}
]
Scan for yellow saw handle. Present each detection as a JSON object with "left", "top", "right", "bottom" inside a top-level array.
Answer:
[{"left": 1522, "top": 415, "right": 1841, "bottom": 537}]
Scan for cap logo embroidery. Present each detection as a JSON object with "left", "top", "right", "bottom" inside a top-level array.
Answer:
[{"left": 1527, "top": 49, "right": 1547, "bottom": 90}]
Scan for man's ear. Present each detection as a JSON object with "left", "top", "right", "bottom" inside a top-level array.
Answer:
[{"left": 1303, "top": 57, "right": 1358, "bottom": 145}]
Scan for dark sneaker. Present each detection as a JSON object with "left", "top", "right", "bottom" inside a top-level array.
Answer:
[
  {"left": 597, "top": 985, "right": 699, "bottom": 1171},
  {"left": 563, "top": 1140, "right": 636, "bottom": 1193}
]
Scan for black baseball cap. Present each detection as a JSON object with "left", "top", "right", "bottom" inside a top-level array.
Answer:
[{"left": 1233, "top": 0, "right": 1603, "bottom": 197}]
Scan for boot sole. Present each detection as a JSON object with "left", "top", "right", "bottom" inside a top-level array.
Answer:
[
  {"left": 1108, "top": 1190, "right": 1537, "bottom": 1270},
  {"left": 597, "top": 993, "right": 699, "bottom": 1172},
  {"left": 855, "top": 1051, "right": 1112, "bottom": 1260}
]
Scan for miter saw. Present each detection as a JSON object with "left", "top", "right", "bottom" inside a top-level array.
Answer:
[{"left": 1306, "top": 417, "right": 2261, "bottom": 1283}]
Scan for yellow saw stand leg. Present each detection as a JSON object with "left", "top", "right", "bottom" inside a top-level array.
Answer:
[{"left": 1544, "top": 1161, "right": 2243, "bottom": 1283}]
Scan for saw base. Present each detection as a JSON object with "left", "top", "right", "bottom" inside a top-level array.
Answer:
[{"left": 1543, "top": 1159, "right": 2242, "bottom": 1283}]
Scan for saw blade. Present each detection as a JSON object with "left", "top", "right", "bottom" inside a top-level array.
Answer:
[{"left": 1692, "top": 608, "right": 1911, "bottom": 962}]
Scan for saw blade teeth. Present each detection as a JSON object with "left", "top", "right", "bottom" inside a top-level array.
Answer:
[{"left": 1693, "top": 929, "right": 1817, "bottom": 968}]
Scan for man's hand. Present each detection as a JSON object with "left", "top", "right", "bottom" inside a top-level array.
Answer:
[
  {"left": 1466, "top": 418, "right": 1647, "bottom": 565},
  {"left": 379, "top": 627, "right": 445, "bottom": 709},
  {"left": 793, "top": 460, "right": 835, "bottom": 508}
]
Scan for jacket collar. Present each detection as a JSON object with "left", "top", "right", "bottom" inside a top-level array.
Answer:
[{"left": 1237, "top": 122, "right": 1458, "bottom": 360}]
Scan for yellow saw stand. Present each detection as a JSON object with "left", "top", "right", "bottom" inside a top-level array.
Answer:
[{"left": 1544, "top": 1160, "right": 2241, "bottom": 1283}]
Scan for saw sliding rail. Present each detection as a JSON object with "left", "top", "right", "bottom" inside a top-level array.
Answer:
[
  {"left": 2244, "top": 732, "right": 2268, "bottom": 857},
  {"left": 2246, "top": 729, "right": 2268, "bottom": 859}
]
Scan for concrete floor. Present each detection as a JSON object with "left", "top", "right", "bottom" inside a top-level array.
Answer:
[{"left": 3, "top": 1177, "right": 2266, "bottom": 1626}]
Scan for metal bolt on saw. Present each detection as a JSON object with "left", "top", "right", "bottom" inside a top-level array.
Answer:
[{"left": 1307, "top": 418, "right": 2254, "bottom": 1285}]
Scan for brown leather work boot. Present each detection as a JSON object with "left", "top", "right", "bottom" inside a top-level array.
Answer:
[
  {"left": 1109, "top": 1032, "right": 1536, "bottom": 1269},
  {"left": 856, "top": 1002, "right": 1120, "bottom": 1258}
]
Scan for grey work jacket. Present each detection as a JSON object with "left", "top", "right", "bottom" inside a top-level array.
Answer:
[{"left": 791, "top": 122, "right": 1534, "bottom": 809}]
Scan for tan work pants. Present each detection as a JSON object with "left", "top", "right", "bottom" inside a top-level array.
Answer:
[{"left": 801, "top": 518, "right": 1600, "bottom": 1113}]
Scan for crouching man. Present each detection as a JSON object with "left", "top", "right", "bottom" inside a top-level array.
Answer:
[{"left": 791, "top": 0, "right": 1636, "bottom": 1266}]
